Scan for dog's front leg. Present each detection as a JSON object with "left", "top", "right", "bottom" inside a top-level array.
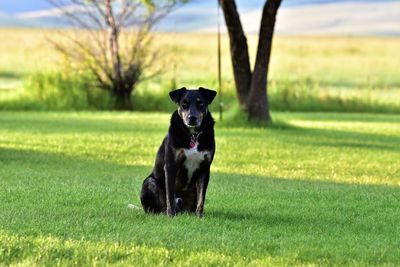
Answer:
[
  {"left": 195, "top": 168, "right": 210, "bottom": 218},
  {"left": 164, "top": 162, "right": 176, "bottom": 217},
  {"left": 164, "top": 148, "right": 177, "bottom": 217}
]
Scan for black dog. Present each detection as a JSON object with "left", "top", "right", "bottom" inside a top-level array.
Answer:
[{"left": 140, "top": 87, "right": 216, "bottom": 217}]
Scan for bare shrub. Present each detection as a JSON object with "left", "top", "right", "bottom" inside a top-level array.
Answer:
[{"left": 47, "top": 0, "right": 182, "bottom": 110}]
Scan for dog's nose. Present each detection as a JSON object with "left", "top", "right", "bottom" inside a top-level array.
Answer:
[{"left": 189, "top": 116, "right": 197, "bottom": 124}]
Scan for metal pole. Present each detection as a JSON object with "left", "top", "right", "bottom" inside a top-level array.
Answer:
[{"left": 217, "top": 0, "right": 223, "bottom": 121}]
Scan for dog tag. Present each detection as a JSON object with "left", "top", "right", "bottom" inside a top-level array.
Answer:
[
  {"left": 190, "top": 135, "right": 198, "bottom": 149},
  {"left": 190, "top": 140, "right": 197, "bottom": 149}
]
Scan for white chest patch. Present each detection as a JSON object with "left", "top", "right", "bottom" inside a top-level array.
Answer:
[{"left": 182, "top": 147, "right": 210, "bottom": 183}]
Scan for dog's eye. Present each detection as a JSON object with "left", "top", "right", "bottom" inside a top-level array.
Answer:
[
  {"left": 198, "top": 102, "right": 204, "bottom": 108},
  {"left": 182, "top": 102, "right": 189, "bottom": 109}
]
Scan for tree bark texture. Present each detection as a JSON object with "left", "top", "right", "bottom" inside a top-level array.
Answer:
[
  {"left": 247, "top": 0, "right": 281, "bottom": 121},
  {"left": 220, "top": 0, "right": 252, "bottom": 108}
]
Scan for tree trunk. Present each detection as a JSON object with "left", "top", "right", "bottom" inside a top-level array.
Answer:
[
  {"left": 220, "top": 0, "right": 252, "bottom": 108},
  {"left": 246, "top": 0, "right": 282, "bottom": 121},
  {"left": 113, "top": 90, "right": 133, "bottom": 110}
]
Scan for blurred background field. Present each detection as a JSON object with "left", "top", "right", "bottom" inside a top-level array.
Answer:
[{"left": 0, "top": 28, "right": 399, "bottom": 114}]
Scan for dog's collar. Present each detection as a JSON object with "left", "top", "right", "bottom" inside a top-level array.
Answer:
[{"left": 190, "top": 131, "right": 202, "bottom": 149}]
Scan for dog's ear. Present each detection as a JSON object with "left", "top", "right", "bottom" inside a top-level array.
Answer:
[
  {"left": 199, "top": 87, "right": 217, "bottom": 105},
  {"left": 169, "top": 87, "right": 187, "bottom": 104}
]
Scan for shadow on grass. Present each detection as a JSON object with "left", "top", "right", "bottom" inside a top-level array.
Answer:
[
  {"left": 1, "top": 146, "right": 400, "bottom": 265},
  {"left": 276, "top": 112, "right": 400, "bottom": 123},
  {"left": 218, "top": 119, "right": 400, "bottom": 153},
  {"left": 219, "top": 109, "right": 400, "bottom": 131},
  {"left": 0, "top": 71, "right": 22, "bottom": 80},
  {"left": 274, "top": 124, "right": 400, "bottom": 153},
  {"left": 0, "top": 112, "right": 169, "bottom": 134}
]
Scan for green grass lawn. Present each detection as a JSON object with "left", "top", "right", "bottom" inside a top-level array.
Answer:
[{"left": 1, "top": 111, "right": 399, "bottom": 266}]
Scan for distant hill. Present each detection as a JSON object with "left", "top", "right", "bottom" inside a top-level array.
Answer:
[
  {"left": 0, "top": 12, "right": 33, "bottom": 27},
  {"left": 1, "top": 0, "right": 400, "bottom": 35}
]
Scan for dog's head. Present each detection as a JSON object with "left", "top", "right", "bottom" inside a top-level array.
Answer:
[{"left": 170, "top": 87, "right": 217, "bottom": 129}]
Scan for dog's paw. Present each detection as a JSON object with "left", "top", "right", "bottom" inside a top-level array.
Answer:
[
  {"left": 195, "top": 211, "right": 204, "bottom": 218},
  {"left": 175, "top": 198, "right": 183, "bottom": 212},
  {"left": 166, "top": 209, "right": 176, "bottom": 218}
]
